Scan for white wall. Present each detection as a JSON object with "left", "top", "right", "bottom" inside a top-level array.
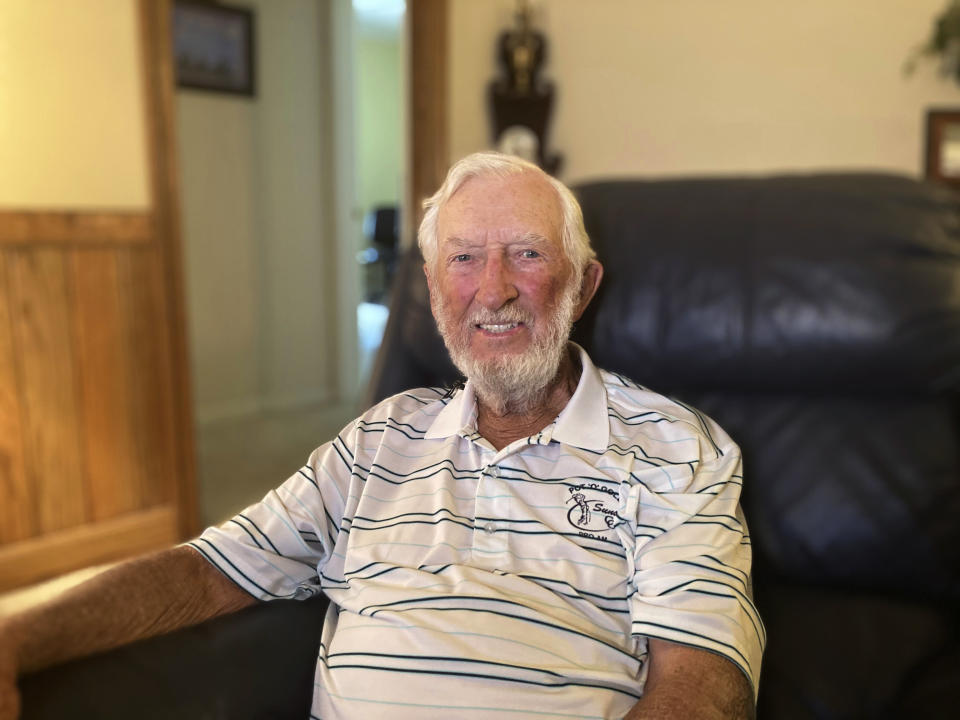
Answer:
[
  {"left": 178, "top": 95, "right": 262, "bottom": 421},
  {"left": 179, "top": 0, "right": 335, "bottom": 424},
  {"left": 449, "top": 0, "right": 960, "bottom": 183},
  {"left": 252, "top": 0, "right": 335, "bottom": 412},
  {"left": 330, "top": 0, "right": 362, "bottom": 404}
]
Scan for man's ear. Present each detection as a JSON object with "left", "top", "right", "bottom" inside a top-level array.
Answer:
[
  {"left": 423, "top": 262, "right": 432, "bottom": 294},
  {"left": 423, "top": 263, "right": 438, "bottom": 317},
  {"left": 573, "top": 260, "right": 603, "bottom": 321}
]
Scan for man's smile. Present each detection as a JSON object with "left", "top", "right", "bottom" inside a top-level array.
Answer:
[
  {"left": 477, "top": 321, "right": 522, "bottom": 334},
  {"left": 467, "top": 307, "right": 533, "bottom": 340}
]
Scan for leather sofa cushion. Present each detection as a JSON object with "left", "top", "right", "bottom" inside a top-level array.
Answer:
[{"left": 687, "top": 391, "right": 960, "bottom": 600}]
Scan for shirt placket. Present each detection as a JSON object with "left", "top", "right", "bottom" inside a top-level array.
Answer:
[
  {"left": 470, "top": 434, "right": 553, "bottom": 571},
  {"left": 472, "top": 450, "right": 507, "bottom": 568}
]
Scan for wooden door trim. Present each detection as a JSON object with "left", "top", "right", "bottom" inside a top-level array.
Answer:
[
  {"left": 409, "top": 0, "right": 449, "bottom": 237},
  {"left": 139, "top": 0, "right": 199, "bottom": 538}
]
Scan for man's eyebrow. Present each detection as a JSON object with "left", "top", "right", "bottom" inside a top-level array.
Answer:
[{"left": 514, "top": 232, "right": 550, "bottom": 245}]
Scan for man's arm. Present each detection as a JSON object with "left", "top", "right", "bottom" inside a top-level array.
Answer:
[
  {"left": 0, "top": 545, "right": 255, "bottom": 720},
  {"left": 624, "top": 639, "right": 755, "bottom": 720}
]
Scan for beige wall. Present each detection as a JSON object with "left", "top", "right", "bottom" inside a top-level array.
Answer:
[
  {"left": 449, "top": 0, "right": 960, "bottom": 183},
  {"left": 179, "top": 0, "right": 335, "bottom": 423},
  {"left": 0, "top": 0, "right": 149, "bottom": 208}
]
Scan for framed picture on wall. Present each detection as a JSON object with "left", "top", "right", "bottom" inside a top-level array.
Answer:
[
  {"left": 173, "top": 1, "right": 255, "bottom": 96},
  {"left": 925, "top": 109, "right": 960, "bottom": 188}
]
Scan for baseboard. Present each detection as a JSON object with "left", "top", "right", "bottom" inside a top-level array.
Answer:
[
  {"left": 194, "top": 396, "right": 262, "bottom": 426},
  {"left": 259, "top": 388, "right": 334, "bottom": 414}
]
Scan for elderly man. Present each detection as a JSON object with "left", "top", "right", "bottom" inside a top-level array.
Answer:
[{"left": 1, "top": 153, "right": 763, "bottom": 720}]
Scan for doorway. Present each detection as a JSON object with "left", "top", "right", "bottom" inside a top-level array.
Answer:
[{"left": 350, "top": 0, "right": 406, "bottom": 386}]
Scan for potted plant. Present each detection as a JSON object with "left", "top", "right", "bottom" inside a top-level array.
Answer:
[{"left": 906, "top": 0, "right": 960, "bottom": 82}]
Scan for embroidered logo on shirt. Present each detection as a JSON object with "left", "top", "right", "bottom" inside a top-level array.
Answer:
[{"left": 566, "top": 484, "right": 620, "bottom": 539}]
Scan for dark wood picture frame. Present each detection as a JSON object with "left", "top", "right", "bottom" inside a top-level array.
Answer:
[
  {"left": 173, "top": 1, "right": 255, "bottom": 96},
  {"left": 924, "top": 109, "right": 960, "bottom": 188}
]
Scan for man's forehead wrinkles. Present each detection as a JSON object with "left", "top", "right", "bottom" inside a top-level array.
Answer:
[{"left": 442, "top": 235, "right": 478, "bottom": 248}]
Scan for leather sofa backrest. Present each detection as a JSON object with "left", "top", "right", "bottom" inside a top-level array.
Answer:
[{"left": 573, "top": 174, "right": 960, "bottom": 394}]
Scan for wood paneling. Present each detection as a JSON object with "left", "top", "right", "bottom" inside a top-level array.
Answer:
[
  {"left": 71, "top": 249, "right": 141, "bottom": 520},
  {"left": 8, "top": 249, "right": 88, "bottom": 534},
  {"left": 0, "top": 506, "right": 179, "bottom": 593},
  {"left": 0, "top": 211, "right": 153, "bottom": 246},
  {"left": 120, "top": 248, "right": 177, "bottom": 508},
  {"left": 0, "top": 244, "right": 185, "bottom": 548},
  {"left": 0, "top": 253, "right": 33, "bottom": 544}
]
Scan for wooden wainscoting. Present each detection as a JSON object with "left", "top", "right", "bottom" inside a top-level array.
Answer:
[{"left": 0, "top": 232, "right": 190, "bottom": 591}]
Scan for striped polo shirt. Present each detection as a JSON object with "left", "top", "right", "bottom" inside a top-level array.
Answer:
[{"left": 191, "top": 344, "right": 764, "bottom": 719}]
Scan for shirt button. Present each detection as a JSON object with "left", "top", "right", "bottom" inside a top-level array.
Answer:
[
  {"left": 485, "top": 523, "right": 496, "bottom": 535},
  {"left": 490, "top": 465, "right": 499, "bottom": 477}
]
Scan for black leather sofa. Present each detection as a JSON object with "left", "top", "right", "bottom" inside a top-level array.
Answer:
[{"left": 20, "top": 173, "right": 960, "bottom": 719}]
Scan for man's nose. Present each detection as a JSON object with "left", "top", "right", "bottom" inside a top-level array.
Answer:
[{"left": 476, "top": 255, "right": 519, "bottom": 310}]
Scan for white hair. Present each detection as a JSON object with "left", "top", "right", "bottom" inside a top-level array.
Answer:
[{"left": 418, "top": 152, "right": 596, "bottom": 276}]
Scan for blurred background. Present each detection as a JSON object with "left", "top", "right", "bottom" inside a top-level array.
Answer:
[{"left": 1, "top": 0, "right": 959, "bottom": 595}]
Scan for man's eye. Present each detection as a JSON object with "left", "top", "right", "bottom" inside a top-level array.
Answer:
[
  {"left": 520, "top": 249, "right": 540, "bottom": 259},
  {"left": 452, "top": 254, "right": 471, "bottom": 262}
]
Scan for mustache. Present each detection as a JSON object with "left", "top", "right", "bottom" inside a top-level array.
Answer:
[{"left": 467, "top": 307, "right": 534, "bottom": 326}]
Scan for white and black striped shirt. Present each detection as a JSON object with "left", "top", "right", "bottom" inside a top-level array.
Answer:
[{"left": 191, "top": 344, "right": 764, "bottom": 719}]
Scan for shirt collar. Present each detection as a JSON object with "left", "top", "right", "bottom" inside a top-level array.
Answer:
[
  {"left": 551, "top": 342, "right": 609, "bottom": 451},
  {"left": 424, "top": 342, "right": 609, "bottom": 451},
  {"left": 425, "top": 378, "right": 479, "bottom": 440}
]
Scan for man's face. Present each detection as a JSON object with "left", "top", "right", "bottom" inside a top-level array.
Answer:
[{"left": 425, "top": 171, "right": 593, "bottom": 411}]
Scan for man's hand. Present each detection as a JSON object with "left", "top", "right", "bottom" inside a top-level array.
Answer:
[
  {"left": 624, "top": 638, "right": 755, "bottom": 720},
  {"left": 0, "top": 545, "right": 255, "bottom": 720}
]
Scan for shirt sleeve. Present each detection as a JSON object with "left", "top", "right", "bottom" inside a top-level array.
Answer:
[
  {"left": 616, "top": 435, "right": 766, "bottom": 697},
  {"left": 187, "top": 422, "right": 357, "bottom": 601}
]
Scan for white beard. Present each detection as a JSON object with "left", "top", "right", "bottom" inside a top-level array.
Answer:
[{"left": 432, "top": 278, "right": 580, "bottom": 415}]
